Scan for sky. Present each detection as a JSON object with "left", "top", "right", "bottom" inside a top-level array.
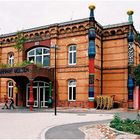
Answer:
[{"left": 0, "top": 0, "right": 140, "bottom": 35}]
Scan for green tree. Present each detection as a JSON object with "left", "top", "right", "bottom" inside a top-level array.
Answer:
[
  {"left": 13, "top": 31, "right": 26, "bottom": 64},
  {"left": 134, "top": 64, "right": 140, "bottom": 85},
  {"left": 135, "top": 34, "right": 140, "bottom": 43}
]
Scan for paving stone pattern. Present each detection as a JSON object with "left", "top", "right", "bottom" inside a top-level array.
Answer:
[{"left": 80, "top": 123, "right": 140, "bottom": 139}]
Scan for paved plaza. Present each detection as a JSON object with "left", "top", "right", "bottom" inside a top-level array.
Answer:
[{"left": 0, "top": 106, "right": 138, "bottom": 139}]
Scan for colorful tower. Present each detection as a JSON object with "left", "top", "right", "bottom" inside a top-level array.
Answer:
[
  {"left": 127, "top": 10, "right": 135, "bottom": 109},
  {"left": 88, "top": 4, "right": 96, "bottom": 108}
]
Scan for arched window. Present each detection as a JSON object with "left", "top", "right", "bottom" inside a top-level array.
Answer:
[
  {"left": 68, "top": 45, "right": 76, "bottom": 65},
  {"left": 8, "top": 81, "right": 13, "bottom": 98},
  {"left": 27, "top": 47, "right": 50, "bottom": 67},
  {"left": 68, "top": 80, "right": 76, "bottom": 101},
  {"left": 8, "top": 53, "right": 14, "bottom": 66}
]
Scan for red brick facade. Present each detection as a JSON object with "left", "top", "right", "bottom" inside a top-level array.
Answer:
[{"left": 0, "top": 16, "right": 139, "bottom": 108}]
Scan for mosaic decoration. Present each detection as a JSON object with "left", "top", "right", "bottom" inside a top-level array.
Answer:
[
  {"left": 128, "top": 42, "right": 134, "bottom": 66},
  {"left": 127, "top": 10, "right": 134, "bottom": 103},
  {"left": 88, "top": 5, "right": 96, "bottom": 102},
  {"left": 128, "top": 74, "right": 134, "bottom": 100}
]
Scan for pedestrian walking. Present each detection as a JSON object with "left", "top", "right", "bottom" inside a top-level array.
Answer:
[
  {"left": 9, "top": 97, "right": 16, "bottom": 109},
  {"left": 2, "top": 95, "right": 8, "bottom": 109}
]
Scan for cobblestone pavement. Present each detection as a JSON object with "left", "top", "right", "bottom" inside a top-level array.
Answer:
[{"left": 80, "top": 123, "right": 140, "bottom": 139}]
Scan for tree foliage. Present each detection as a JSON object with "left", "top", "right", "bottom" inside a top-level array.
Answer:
[
  {"left": 135, "top": 34, "right": 140, "bottom": 43},
  {"left": 13, "top": 31, "right": 26, "bottom": 52},
  {"left": 134, "top": 64, "right": 140, "bottom": 85}
]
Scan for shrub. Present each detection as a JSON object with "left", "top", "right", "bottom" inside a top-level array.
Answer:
[
  {"left": 0, "top": 63, "right": 10, "bottom": 68},
  {"left": 110, "top": 114, "right": 140, "bottom": 135},
  {"left": 15, "top": 60, "right": 31, "bottom": 67},
  {"left": 110, "top": 113, "right": 122, "bottom": 124}
]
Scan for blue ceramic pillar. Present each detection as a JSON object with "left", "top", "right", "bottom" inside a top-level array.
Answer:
[
  {"left": 127, "top": 10, "right": 134, "bottom": 109},
  {"left": 88, "top": 5, "right": 96, "bottom": 108}
]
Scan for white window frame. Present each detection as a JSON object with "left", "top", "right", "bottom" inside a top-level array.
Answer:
[
  {"left": 68, "top": 80, "right": 76, "bottom": 101},
  {"left": 68, "top": 45, "right": 76, "bottom": 65},
  {"left": 26, "top": 81, "right": 49, "bottom": 107},
  {"left": 8, "top": 81, "right": 13, "bottom": 98},
  {"left": 27, "top": 47, "right": 50, "bottom": 67},
  {"left": 8, "top": 53, "right": 14, "bottom": 66}
]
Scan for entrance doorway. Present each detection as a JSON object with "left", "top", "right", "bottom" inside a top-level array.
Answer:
[{"left": 26, "top": 81, "right": 50, "bottom": 108}]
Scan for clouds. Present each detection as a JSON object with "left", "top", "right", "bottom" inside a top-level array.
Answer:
[{"left": 0, "top": 0, "right": 139, "bottom": 34}]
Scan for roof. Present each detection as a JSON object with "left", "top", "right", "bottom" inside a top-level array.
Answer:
[
  {"left": 103, "top": 22, "right": 132, "bottom": 29},
  {"left": 0, "top": 18, "right": 135, "bottom": 38}
]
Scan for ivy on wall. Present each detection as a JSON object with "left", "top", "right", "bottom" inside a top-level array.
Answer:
[
  {"left": 13, "top": 31, "right": 27, "bottom": 52},
  {"left": 13, "top": 31, "right": 27, "bottom": 63}
]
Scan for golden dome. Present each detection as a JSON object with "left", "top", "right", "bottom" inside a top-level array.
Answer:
[
  {"left": 89, "top": 4, "right": 96, "bottom": 10},
  {"left": 127, "top": 10, "right": 134, "bottom": 15}
]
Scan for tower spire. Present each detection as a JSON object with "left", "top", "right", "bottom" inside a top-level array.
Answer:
[
  {"left": 89, "top": 4, "right": 96, "bottom": 21},
  {"left": 127, "top": 10, "right": 134, "bottom": 23}
]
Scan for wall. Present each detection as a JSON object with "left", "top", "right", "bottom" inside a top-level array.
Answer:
[
  {"left": 103, "top": 37, "right": 128, "bottom": 104},
  {"left": 0, "top": 19, "right": 139, "bottom": 108},
  {"left": 56, "top": 35, "right": 90, "bottom": 107}
]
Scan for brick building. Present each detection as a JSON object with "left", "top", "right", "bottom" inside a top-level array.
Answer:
[{"left": 0, "top": 5, "right": 139, "bottom": 109}]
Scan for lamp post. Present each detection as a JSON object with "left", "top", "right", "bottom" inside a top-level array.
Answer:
[{"left": 51, "top": 43, "right": 57, "bottom": 115}]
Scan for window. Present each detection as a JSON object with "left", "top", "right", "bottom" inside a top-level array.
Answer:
[
  {"left": 69, "top": 45, "right": 76, "bottom": 65},
  {"left": 8, "top": 53, "right": 14, "bottom": 66},
  {"left": 8, "top": 81, "right": 13, "bottom": 98},
  {"left": 68, "top": 80, "right": 76, "bottom": 101},
  {"left": 27, "top": 47, "right": 50, "bottom": 67}
]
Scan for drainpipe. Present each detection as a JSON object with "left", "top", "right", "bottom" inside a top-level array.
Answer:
[{"left": 101, "top": 34, "right": 103, "bottom": 95}]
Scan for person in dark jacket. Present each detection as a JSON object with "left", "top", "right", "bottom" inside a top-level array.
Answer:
[{"left": 9, "top": 97, "right": 16, "bottom": 109}]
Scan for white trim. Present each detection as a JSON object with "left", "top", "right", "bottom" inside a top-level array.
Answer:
[
  {"left": 41, "top": 101, "right": 48, "bottom": 107},
  {"left": 27, "top": 47, "right": 50, "bottom": 67},
  {"left": 8, "top": 81, "right": 13, "bottom": 98},
  {"left": 68, "top": 45, "right": 76, "bottom": 65},
  {"left": 8, "top": 53, "right": 14, "bottom": 66},
  {"left": 26, "top": 81, "right": 49, "bottom": 108},
  {"left": 68, "top": 80, "right": 76, "bottom": 101},
  {"left": 88, "top": 97, "right": 94, "bottom": 101}
]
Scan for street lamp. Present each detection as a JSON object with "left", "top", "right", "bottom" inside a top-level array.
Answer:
[{"left": 51, "top": 43, "right": 58, "bottom": 116}]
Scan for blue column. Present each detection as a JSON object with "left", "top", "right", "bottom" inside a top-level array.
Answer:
[
  {"left": 127, "top": 10, "right": 134, "bottom": 109},
  {"left": 88, "top": 5, "right": 96, "bottom": 108}
]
